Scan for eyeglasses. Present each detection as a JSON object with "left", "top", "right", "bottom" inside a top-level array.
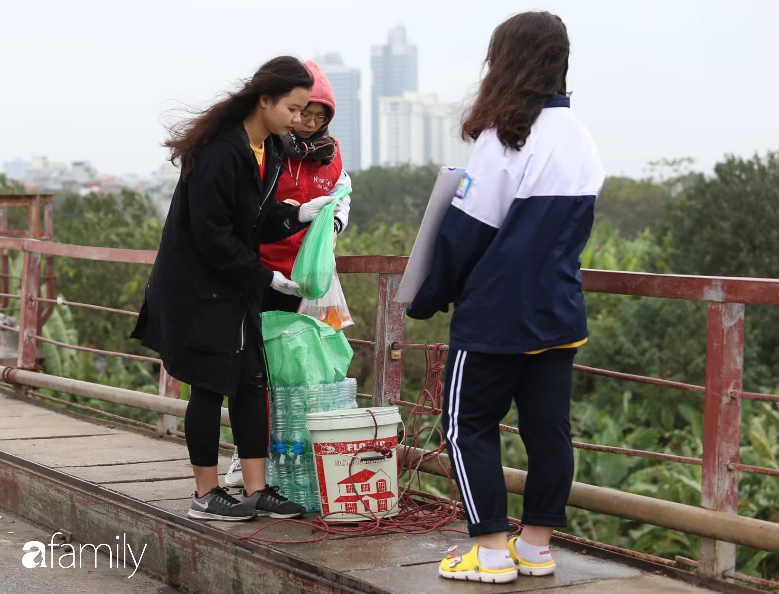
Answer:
[{"left": 300, "top": 111, "right": 329, "bottom": 126}]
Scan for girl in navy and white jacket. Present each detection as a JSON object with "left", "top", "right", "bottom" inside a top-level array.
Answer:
[{"left": 407, "top": 11, "right": 605, "bottom": 584}]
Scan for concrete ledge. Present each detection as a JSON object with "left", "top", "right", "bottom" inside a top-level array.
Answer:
[{"left": 0, "top": 450, "right": 391, "bottom": 594}]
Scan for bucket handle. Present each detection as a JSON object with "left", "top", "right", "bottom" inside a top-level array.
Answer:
[{"left": 305, "top": 409, "right": 407, "bottom": 461}]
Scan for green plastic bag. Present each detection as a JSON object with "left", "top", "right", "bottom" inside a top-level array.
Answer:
[
  {"left": 261, "top": 311, "right": 353, "bottom": 387},
  {"left": 291, "top": 186, "right": 352, "bottom": 299}
]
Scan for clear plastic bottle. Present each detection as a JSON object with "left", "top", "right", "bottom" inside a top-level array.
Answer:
[
  {"left": 274, "top": 441, "right": 291, "bottom": 498},
  {"left": 270, "top": 388, "right": 288, "bottom": 446},
  {"left": 290, "top": 442, "right": 310, "bottom": 510},
  {"left": 304, "top": 452, "right": 320, "bottom": 512},
  {"left": 340, "top": 378, "right": 358, "bottom": 410},
  {"left": 324, "top": 382, "right": 339, "bottom": 411},
  {"left": 288, "top": 386, "right": 309, "bottom": 453},
  {"left": 306, "top": 384, "right": 323, "bottom": 414},
  {"left": 265, "top": 442, "right": 278, "bottom": 488}
]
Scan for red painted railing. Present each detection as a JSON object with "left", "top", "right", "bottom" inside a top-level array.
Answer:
[{"left": 0, "top": 238, "right": 777, "bottom": 589}]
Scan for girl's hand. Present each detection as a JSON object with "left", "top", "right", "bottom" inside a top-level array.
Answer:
[
  {"left": 270, "top": 271, "right": 300, "bottom": 296},
  {"left": 299, "top": 194, "right": 339, "bottom": 223}
]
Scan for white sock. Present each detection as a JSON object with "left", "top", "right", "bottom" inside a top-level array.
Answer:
[
  {"left": 514, "top": 537, "right": 553, "bottom": 564},
  {"left": 477, "top": 546, "right": 514, "bottom": 571}
]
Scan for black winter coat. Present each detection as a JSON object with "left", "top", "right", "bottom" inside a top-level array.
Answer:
[{"left": 130, "top": 124, "right": 306, "bottom": 397}]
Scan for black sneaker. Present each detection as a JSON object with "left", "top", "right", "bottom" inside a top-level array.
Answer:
[
  {"left": 243, "top": 485, "right": 306, "bottom": 519},
  {"left": 187, "top": 486, "right": 257, "bottom": 521}
]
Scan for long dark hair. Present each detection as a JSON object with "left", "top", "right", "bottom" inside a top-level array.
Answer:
[
  {"left": 165, "top": 56, "right": 313, "bottom": 177},
  {"left": 462, "top": 12, "right": 570, "bottom": 151}
]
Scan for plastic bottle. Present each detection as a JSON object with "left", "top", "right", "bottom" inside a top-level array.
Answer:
[
  {"left": 290, "top": 442, "right": 311, "bottom": 509},
  {"left": 323, "top": 382, "right": 339, "bottom": 411},
  {"left": 340, "top": 378, "right": 358, "bottom": 410},
  {"left": 270, "top": 388, "right": 288, "bottom": 446},
  {"left": 266, "top": 442, "right": 277, "bottom": 488},
  {"left": 288, "top": 386, "right": 309, "bottom": 453},
  {"left": 306, "top": 384, "right": 323, "bottom": 414},
  {"left": 304, "top": 452, "right": 320, "bottom": 513},
  {"left": 274, "top": 441, "right": 291, "bottom": 498}
]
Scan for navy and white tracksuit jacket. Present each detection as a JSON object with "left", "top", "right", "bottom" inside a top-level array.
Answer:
[{"left": 406, "top": 95, "right": 605, "bottom": 353}]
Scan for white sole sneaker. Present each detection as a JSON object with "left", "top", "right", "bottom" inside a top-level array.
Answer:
[
  {"left": 187, "top": 509, "right": 255, "bottom": 521},
  {"left": 256, "top": 510, "right": 304, "bottom": 519},
  {"left": 438, "top": 568, "right": 518, "bottom": 583},
  {"left": 224, "top": 472, "right": 244, "bottom": 488}
]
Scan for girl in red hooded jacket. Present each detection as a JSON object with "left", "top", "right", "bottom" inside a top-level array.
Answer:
[
  {"left": 258, "top": 59, "right": 352, "bottom": 314},
  {"left": 225, "top": 60, "right": 353, "bottom": 490}
]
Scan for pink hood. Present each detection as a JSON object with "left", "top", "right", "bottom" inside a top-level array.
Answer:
[{"left": 304, "top": 60, "right": 336, "bottom": 122}]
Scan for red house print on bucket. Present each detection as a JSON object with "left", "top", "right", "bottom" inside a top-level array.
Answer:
[{"left": 333, "top": 469, "right": 396, "bottom": 514}]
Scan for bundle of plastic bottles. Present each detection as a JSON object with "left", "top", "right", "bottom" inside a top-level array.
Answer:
[{"left": 267, "top": 378, "right": 358, "bottom": 512}]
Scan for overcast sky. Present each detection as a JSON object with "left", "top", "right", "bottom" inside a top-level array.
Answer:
[{"left": 2, "top": 0, "right": 777, "bottom": 179}]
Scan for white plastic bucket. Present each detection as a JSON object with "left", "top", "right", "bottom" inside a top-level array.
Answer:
[{"left": 306, "top": 406, "right": 402, "bottom": 522}]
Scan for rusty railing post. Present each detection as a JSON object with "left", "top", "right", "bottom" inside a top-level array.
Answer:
[
  {"left": 28, "top": 195, "right": 41, "bottom": 240},
  {"left": 39, "top": 198, "right": 55, "bottom": 327},
  {"left": 372, "top": 272, "right": 405, "bottom": 407},
  {"left": 17, "top": 245, "right": 41, "bottom": 370},
  {"left": 157, "top": 367, "right": 181, "bottom": 437},
  {"left": 699, "top": 301, "right": 744, "bottom": 580},
  {"left": 0, "top": 207, "right": 8, "bottom": 313}
]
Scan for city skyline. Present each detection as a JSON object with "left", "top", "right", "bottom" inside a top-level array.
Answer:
[
  {"left": 2, "top": 0, "right": 778, "bottom": 182},
  {"left": 4, "top": 29, "right": 473, "bottom": 186},
  {"left": 371, "top": 25, "right": 418, "bottom": 166}
]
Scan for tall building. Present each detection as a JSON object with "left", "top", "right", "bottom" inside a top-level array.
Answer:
[
  {"left": 316, "top": 53, "right": 362, "bottom": 172},
  {"left": 379, "top": 92, "right": 473, "bottom": 167},
  {"left": 2, "top": 159, "right": 29, "bottom": 181},
  {"left": 71, "top": 161, "right": 97, "bottom": 184},
  {"left": 25, "top": 155, "right": 68, "bottom": 186},
  {"left": 371, "top": 25, "right": 418, "bottom": 166}
]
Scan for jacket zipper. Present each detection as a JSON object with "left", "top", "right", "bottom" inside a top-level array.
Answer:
[
  {"left": 260, "top": 163, "right": 281, "bottom": 211},
  {"left": 252, "top": 162, "right": 282, "bottom": 233}
]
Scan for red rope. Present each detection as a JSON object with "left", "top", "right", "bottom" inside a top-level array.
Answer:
[{"left": 241, "top": 343, "right": 464, "bottom": 545}]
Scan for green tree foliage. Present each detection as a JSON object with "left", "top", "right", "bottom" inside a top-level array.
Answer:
[
  {"left": 660, "top": 151, "right": 779, "bottom": 389},
  {"left": 0, "top": 174, "right": 24, "bottom": 194},
  {"left": 660, "top": 152, "right": 779, "bottom": 279},
  {"left": 347, "top": 164, "right": 441, "bottom": 229},
  {"left": 52, "top": 190, "right": 162, "bottom": 352},
  {"left": 595, "top": 177, "right": 671, "bottom": 237},
  {"left": 38, "top": 300, "right": 158, "bottom": 418}
]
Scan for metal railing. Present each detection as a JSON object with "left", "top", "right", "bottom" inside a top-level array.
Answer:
[{"left": 0, "top": 238, "right": 777, "bottom": 591}]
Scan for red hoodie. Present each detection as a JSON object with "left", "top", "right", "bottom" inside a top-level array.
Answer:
[{"left": 260, "top": 60, "right": 349, "bottom": 279}]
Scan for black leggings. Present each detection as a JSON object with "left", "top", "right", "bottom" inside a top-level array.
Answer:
[{"left": 184, "top": 330, "right": 270, "bottom": 467}]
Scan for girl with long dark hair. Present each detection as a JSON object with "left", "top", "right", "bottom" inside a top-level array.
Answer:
[
  {"left": 225, "top": 59, "right": 353, "bottom": 489},
  {"left": 407, "top": 12, "right": 605, "bottom": 583},
  {"left": 132, "top": 56, "right": 339, "bottom": 521}
]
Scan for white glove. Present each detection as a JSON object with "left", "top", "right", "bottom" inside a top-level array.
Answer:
[
  {"left": 299, "top": 194, "right": 339, "bottom": 223},
  {"left": 270, "top": 271, "right": 300, "bottom": 296}
]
